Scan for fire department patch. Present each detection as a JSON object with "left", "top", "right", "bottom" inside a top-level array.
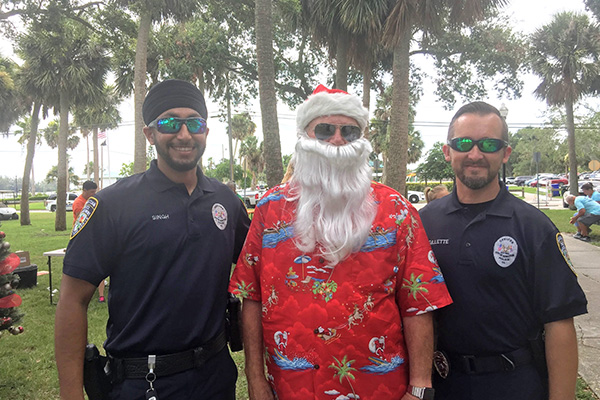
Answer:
[
  {"left": 556, "top": 233, "right": 576, "bottom": 275},
  {"left": 70, "top": 197, "right": 98, "bottom": 239}
]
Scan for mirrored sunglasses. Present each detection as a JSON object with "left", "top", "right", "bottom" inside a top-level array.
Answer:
[
  {"left": 448, "top": 137, "right": 507, "bottom": 153},
  {"left": 313, "top": 123, "right": 362, "bottom": 142},
  {"left": 148, "top": 117, "right": 207, "bottom": 134}
]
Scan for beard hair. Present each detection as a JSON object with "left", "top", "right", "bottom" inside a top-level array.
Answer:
[
  {"left": 288, "top": 135, "right": 377, "bottom": 265},
  {"left": 456, "top": 160, "right": 495, "bottom": 190}
]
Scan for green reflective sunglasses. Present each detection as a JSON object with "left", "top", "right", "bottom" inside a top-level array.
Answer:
[
  {"left": 448, "top": 137, "right": 507, "bottom": 153},
  {"left": 148, "top": 117, "right": 207, "bottom": 134}
]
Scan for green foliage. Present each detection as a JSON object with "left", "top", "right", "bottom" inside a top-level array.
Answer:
[
  {"left": 44, "top": 165, "right": 79, "bottom": 187},
  {"left": 204, "top": 159, "right": 245, "bottom": 182},
  {"left": 586, "top": 0, "right": 600, "bottom": 21},
  {"left": 427, "top": 14, "right": 528, "bottom": 108},
  {"left": 530, "top": 12, "right": 600, "bottom": 107},
  {"left": 0, "top": 55, "right": 26, "bottom": 133},
  {"left": 415, "top": 142, "right": 455, "bottom": 183},
  {"left": 119, "top": 162, "right": 134, "bottom": 178},
  {"left": 508, "top": 127, "right": 566, "bottom": 176}
]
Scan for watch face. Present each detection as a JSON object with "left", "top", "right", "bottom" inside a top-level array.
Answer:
[{"left": 423, "top": 388, "right": 435, "bottom": 400}]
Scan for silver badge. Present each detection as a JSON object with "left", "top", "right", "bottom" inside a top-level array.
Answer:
[{"left": 212, "top": 203, "right": 228, "bottom": 230}]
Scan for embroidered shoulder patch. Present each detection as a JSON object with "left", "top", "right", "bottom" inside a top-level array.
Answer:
[
  {"left": 71, "top": 197, "right": 99, "bottom": 239},
  {"left": 556, "top": 233, "right": 576, "bottom": 275}
]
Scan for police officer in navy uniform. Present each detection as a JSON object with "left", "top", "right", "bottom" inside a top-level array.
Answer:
[
  {"left": 419, "top": 101, "right": 587, "bottom": 400},
  {"left": 55, "top": 79, "right": 250, "bottom": 400}
]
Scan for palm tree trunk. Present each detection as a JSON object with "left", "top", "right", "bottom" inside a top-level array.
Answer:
[
  {"left": 255, "top": 0, "right": 283, "bottom": 187},
  {"left": 386, "top": 29, "right": 411, "bottom": 194},
  {"left": 86, "top": 132, "right": 90, "bottom": 180},
  {"left": 93, "top": 127, "right": 99, "bottom": 186},
  {"left": 56, "top": 91, "right": 69, "bottom": 231},
  {"left": 19, "top": 102, "right": 41, "bottom": 226},
  {"left": 362, "top": 67, "right": 372, "bottom": 138},
  {"left": 133, "top": 10, "right": 152, "bottom": 174},
  {"left": 335, "top": 32, "right": 350, "bottom": 91},
  {"left": 566, "top": 100, "right": 578, "bottom": 195}
]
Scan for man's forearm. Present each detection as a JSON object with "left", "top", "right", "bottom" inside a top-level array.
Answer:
[
  {"left": 545, "top": 318, "right": 578, "bottom": 400},
  {"left": 242, "top": 298, "right": 274, "bottom": 400},
  {"left": 403, "top": 312, "right": 434, "bottom": 387},
  {"left": 55, "top": 275, "right": 95, "bottom": 400}
]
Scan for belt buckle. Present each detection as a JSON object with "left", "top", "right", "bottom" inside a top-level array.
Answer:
[
  {"left": 501, "top": 354, "right": 516, "bottom": 371},
  {"left": 193, "top": 346, "right": 206, "bottom": 368}
]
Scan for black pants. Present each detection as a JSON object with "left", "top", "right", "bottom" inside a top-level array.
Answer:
[
  {"left": 109, "top": 347, "right": 237, "bottom": 400},
  {"left": 434, "top": 363, "right": 546, "bottom": 400}
]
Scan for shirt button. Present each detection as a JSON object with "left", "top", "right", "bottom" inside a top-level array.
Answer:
[
  {"left": 314, "top": 364, "right": 320, "bottom": 369},
  {"left": 465, "top": 242, "right": 471, "bottom": 247},
  {"left": 319, "top": 258, "right": 325, "bottom": 263}
]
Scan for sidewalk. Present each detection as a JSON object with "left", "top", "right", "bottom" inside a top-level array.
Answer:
[{"left": 565, "top": 235, "right": 600, "bottom": 397}]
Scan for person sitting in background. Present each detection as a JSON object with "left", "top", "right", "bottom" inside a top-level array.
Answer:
[
  {"left": 570, "top": 182, "right": 600, "bottom": 237},
  {"left": 424, "top": 184, "right": 450, "bottom": 203},
  {"left": 566, "top": 193, "right": 600, "bottom": 242},
  {"left": 582, "top": 182, "right": 600, "bottom": 203}
]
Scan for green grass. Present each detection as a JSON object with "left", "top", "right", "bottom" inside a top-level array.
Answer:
[
  {"left": 542, "top": 209, "right": 600, "bottom": 246},
  {"left": 0, "top": 211, "right": 597, "bottom": 399}
]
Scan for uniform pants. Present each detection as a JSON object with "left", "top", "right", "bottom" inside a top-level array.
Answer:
[
  {"left": 434, "top": 363, "right": 546, "bottom": 400},
  {"left": 109, "top": 347, "right": 237, "bottom": 400}
]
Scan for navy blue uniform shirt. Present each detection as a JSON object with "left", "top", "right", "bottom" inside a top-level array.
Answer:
[
  {"left": 64, "top": 160, "right": 250, "bottom": 357},
  {"left": 419, "top": 183, "right": 587, "bottom": 356}
]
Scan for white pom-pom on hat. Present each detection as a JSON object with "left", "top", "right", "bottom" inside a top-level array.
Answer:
[{"left": 296, "top": 85, "right": 369, "bottom": 137}]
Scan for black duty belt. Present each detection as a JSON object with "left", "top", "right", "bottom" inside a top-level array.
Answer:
[
  {"left": 445, "top": 347, "right": 533, "bottom": 375},
  {"left": 109, "top": 330, "right": 227, "bottom": 381}
]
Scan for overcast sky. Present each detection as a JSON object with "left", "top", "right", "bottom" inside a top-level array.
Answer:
[{"left": 0, "top": 0, "right": 591, "bottom": 189}]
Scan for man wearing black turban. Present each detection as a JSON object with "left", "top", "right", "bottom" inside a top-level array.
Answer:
[{"left": 56, "top": 80, "right": 250, "bottom": 400}]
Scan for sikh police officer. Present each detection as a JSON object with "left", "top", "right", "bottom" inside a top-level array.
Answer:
[
  {"left": 419, "top": 101, "right": 587, "bottom": 400},
  {"left": 55, "top": 79, "right": 250, "bottom": 400}
]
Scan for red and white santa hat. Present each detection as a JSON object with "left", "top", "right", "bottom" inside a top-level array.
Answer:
[{"left": 296, "top": 84, "right": 369, "bottom": 136}]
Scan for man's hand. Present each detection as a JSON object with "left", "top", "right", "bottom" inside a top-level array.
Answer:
[
  {"left": 569, "top": 216, "right": 577, "bottom": 224},
  {"left": 248, "top": 376, "right": 275, "bottom": 400}
]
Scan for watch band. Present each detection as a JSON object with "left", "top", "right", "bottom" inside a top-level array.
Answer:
[{"left": 407, "top": 385, "right": 435, "bottom": 400}]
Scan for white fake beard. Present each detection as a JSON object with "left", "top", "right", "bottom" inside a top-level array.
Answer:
[{"left": 288, "top": 135, "right": 377, "bottom": 265}]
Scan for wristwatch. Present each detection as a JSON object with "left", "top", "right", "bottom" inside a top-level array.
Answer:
[{"left": 407, "top": 385, "right": 435, "bottom": 400}]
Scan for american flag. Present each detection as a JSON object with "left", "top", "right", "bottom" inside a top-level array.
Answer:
[{"left": 98, "top": 131, "right": 107, "bottom": 139}]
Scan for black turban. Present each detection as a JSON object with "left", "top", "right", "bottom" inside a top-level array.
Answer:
[{"left": 142, "top": 79, "right": 208, "bottom": 125}]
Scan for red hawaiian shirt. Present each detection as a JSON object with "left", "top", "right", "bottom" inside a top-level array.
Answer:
[{"left": 230, "top": 182, "right": 452, "bottom": 400}]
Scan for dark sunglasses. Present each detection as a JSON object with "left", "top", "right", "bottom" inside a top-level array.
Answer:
[
  {"left": 148, "top": 117, "right": 207, "bottom": 134},
  {"left": 448, "top": 137, "right": 507, "bottom": 153},
  {"left": 313, "top": 123, "right": 362, "bottom": 142}
]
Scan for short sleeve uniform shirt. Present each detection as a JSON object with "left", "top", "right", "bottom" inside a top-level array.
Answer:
[
  {"left": 64, "top": 160, "right": 250, "bottom": 356},
  {"left": 419, "top": 186, "right": 587, "bottom": 356}
]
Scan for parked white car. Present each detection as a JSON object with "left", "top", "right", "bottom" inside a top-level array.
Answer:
[
  {"left": 407, "top": 190, "right": 426, "bottom": 204},
  {"left": 45, "top": 193, "right": 78, "bottom": 212},
  {"left": 0, "top": 204, "right": 18, "bottom": 220}
]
